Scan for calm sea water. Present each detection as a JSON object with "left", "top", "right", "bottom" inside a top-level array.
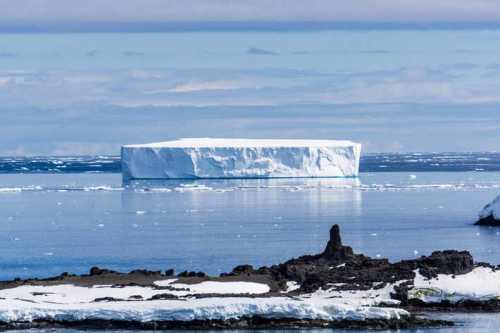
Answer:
[
  {"left": 2, "top": 152, "right": 500, "bottom": 173},
  {"left": 0, "top": 154, "right": 499, "bottom": 279},
  {"left": 0, "top": 153, "right": 500, "bottom": 332}
]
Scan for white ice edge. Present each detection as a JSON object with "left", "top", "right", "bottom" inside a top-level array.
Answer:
[
  {"left": 121, "top": 138, "right": 361, "bottom": 179},
  {"left": 123, "top": 138, "right": 359, "bottom": 149},
  {"left": 479, "top": 194, "right": 500, "bottom": 220},
  {"left": 0, "top": 281, "right": 407, "bottom": 323},
  {"left": 0, "top": 297, "right": 407, "bottom": 323}
]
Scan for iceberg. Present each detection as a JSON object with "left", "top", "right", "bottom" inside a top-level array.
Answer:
[
  {"left": 121, "top": 138, "right": 361, "bottom": 180},
  {"left": 475, "top": 194, "right": 500, "bottom": 226}
]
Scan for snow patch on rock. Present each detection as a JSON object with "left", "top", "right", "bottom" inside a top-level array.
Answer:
[
  {"left": 409, "top": 267, "right": 500, "bottom": 304},
  {"left": 0, "top": 283, "right": 407, "bottom": 323}
]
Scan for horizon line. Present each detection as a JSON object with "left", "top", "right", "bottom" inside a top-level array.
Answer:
[{"left": 3, "top": 21, "right": 500, "bottom": 33}]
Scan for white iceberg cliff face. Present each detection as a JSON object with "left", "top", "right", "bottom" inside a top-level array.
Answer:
[
  {"left": 479, "top": 194, "right": 500, "bottom": 220},
  {"left": 121, "top": 138, "right": 361, "bottom": 179}
]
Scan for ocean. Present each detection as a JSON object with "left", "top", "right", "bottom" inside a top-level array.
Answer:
[
  {"left": 0, "top": 153, "right": 498, "bottom": 280},
  {"left": 0, "top": 154, "right": 499, "bottom": 332}
]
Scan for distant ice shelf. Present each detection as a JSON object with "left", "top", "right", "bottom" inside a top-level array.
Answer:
[{"left": 121, "top": 138, "right": 361, "bottom": 180}]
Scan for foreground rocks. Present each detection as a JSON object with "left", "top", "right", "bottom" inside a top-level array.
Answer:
[
  {"left": 0, "top": 224, "right": 497, "bottom": 330},
  {"left": 0, "top": 316, "right": 453, "bottom": 331}
]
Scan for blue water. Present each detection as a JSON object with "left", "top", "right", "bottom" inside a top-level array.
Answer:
[
  {"left": 0, "top": 169, "right": 499, "bottom": 279},
  {"left": 2, "top": 152, "right": 500, "bottom": 173},
  {"left": 1, "top": 155, "right": 500, "bottom": 332}
]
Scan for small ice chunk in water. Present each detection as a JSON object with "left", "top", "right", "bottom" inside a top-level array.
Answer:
[
  {"left": 409, "top": 174, "right": 417, "bottom": 179},
  {"left": 135, "top": 210, "right": 146, "bottom": 215}
]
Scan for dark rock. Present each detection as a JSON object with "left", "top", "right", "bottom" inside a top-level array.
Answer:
[
  {"left": 475, "top": 214, "right": 500, "bottom": 226},
  {"left": 89, "top": 267, "right": 116, "bottom": 276},
  {"left": 128, "top": 269, "right": 161, "bottom": 276},
  {"left": 232, "top": 265, "right": 254, "bottom": 275},
  {"left": 164, "top": 269, "right": 175, "bottom": 276},
  {"left": 321, "top": 224, "right": 354, "bottom": 261},
  {"left": 148, "top": 293, "right": 180, "bottom": 300},
  {"left": 0, "top": 316, "right": 453, "bottom": 330},
  {"left": 129, "top": 295, "right": 143, "bottom": 300},
  {"left": 93, "top": 297, "right": 124, "bottom": 302}
]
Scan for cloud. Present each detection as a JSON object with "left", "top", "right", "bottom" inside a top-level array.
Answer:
[
  {"left": 122, "top": 51, "right": 145, "bottom": 57},
  {"left": 2, "top": 0, "right": 500, "bottom": 27},
  {"left": 163, "top": 80, "right": 258, "bottom": 93},
  {"left": 86, "top": 49, "right": 100, "bottom": 57},
  {"left": 2, "top": 103, "right": 500, "bottom": 155},
  {"left": 246, "top": 47, "right": 279, "bottom": 56},
  {"left": 1, "top": 63, "right": 500, "bottom": 109},
  {"left": 0, "top": 52, "right": 17, "bottom": 57}
]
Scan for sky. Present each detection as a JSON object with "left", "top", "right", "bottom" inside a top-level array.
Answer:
[
  {"left": 1, "top": 2, "right": 500, "bottom": 155},
  {"left": 2, "top": 0, "right": 500, "bottom": 25}
]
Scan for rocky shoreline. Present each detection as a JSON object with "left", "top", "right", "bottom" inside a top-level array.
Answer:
[
  {"left": 0, "top": 225, "right": 498, "bottom": 330},
  {"left": 0, "top": 316, "right": 454, "bottom": 331}
]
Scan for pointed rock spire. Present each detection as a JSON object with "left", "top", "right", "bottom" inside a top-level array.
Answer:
[
  {"left": 322, "top": 224, "right": 353, "bottom": 260},
  {"left": 329, "top": 224, "right": 342, "bottom": 249}
]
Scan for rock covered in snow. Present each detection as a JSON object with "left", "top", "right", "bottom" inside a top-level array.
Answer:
[
  {"left": 121, "top": 138, "right": 361, "bottom": 179},
  {"left": 0, "top": 224, "right": 493, "bottom": 329},
  {"left": 475, "top": 194, "right": 500, "bottom": 226}
]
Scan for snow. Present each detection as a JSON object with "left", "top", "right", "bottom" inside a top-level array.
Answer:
[
  {"left": 309, "top": 281, "right": 403, "bottom": 308},
  {"left": 153, "top": 279, "right": 270, "bottom": 294},
  {"left": 121, "top": 138, "right": 361, "bottom": 179},
  {"left": 409, "top": 267, "right": 500, "bottom": 304},
  {"left": 282, "top": 281, "right": 301, "bottom": 293},
  {"left": 479, "top": 194, "right": 500, "bottom": 220},
  {"left": 0, "top": 282, "right": 407, "bottom": 323}
]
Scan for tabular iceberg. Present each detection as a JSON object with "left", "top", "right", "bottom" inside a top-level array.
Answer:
[{"left": 121, "top": 138, "right": 361, "bottom": 180}]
